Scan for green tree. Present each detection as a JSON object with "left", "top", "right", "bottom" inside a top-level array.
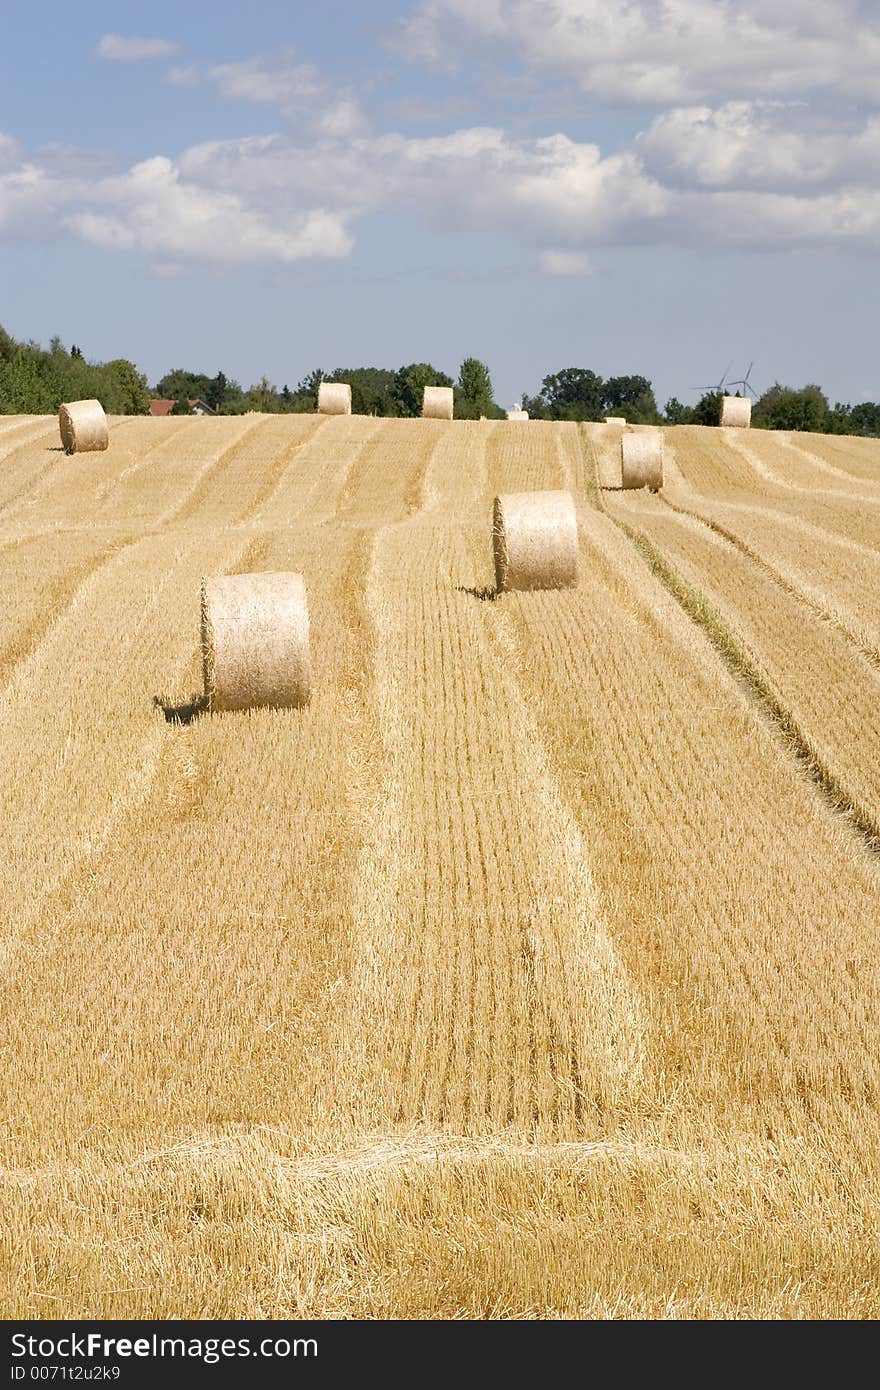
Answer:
[
  {"left": 288, "top": 368, "right": 324, "bottom": 411},
  {"left": 848, "top": 401, "right": 880, "bottom": 436},
  {"left": 692, "top": 391, "right": 723, "bottom": 426},
  {"left": 156, "top": 368, "right": 213, "bottom": 401},
  {"left": 327, "top": 367, "right": 397, "bottom": 416},
  {"left": 249, "top": 375, "right": 277, "bottom": 412},
  {"left": 205, "top": 372, "right": 228, "bottom": 413},
  {"left": 752, "top": 383, "right": 829, "bottom": 432},
  {"left": 0, "top": 326, "right": 16, "bottom": 363},
  {"left": 603, "top": 374, "right": 658, "bottom": 423},
  {"left": 456, "top": 357, "right": 495, "bottom": 419},
  {"left": 664, "top": 397, "right": 694, "bottom": 424},
  {"left": 826, "top": 402, "right": 852, "bottom": 434},
  {"left": 103, "top": 359, "right": 150, "bottom": 414},
  {"left": 392, "top": 362, "right": 454, "bottom": 417},
  {"left": 520, "top": 391, "right": 547, "bottom": 420},
  {"left": 824, "top": 398, "right": 880, "bottom": 435},
  {"left": 524, "top": 367, "right": 604, "bottom": 421},
  {"left": 170, "top": 394, "right": 191, "bottom": 416},
  {"left": 0, "top": 351, "right": 54, "bottom": 413},
  {"left": 0, "top": 325, "right": 148, "bottom": 415},
  {"left": 394, "top": 362, "right": 455, "bottom": 417}
]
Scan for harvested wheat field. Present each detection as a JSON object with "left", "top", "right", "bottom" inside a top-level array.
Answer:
[{"left": 1, "top": 411, "right": 879, "bottom": 1320}]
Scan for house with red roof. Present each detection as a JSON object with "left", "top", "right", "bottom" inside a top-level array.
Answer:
[{"left": 149, "top": 398, "right": 216, "bottom": 417}]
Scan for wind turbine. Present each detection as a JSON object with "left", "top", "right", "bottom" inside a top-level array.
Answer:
[
  {"left": 689, "top": 362, "right": 733, "bottom": 397},
  {"left": 726, "top": 362, "right": 758, "bottom": 399}
]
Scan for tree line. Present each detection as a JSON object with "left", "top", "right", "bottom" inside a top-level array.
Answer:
[
  {"left": 155, "top": 359, "right": 499, "bottom": 419},
  {"left": 2, "top": 325, "right": 879, "bottom": 436},
  {"left": 665, "top": 385, "right": 880, "bottom": 435},
  {"left": 0, "top": 327, "right": 150, "bottom": 416}
]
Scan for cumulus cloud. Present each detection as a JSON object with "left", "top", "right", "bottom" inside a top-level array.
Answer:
[
  {"left": 315, "top": 99, "right": 370, "bottom": 140},
  {"left": 65, "top": 156, "right": 352, "bottom": 265},
  {"left": 96, "top": 34, "right": 180, "bottom": 62},
  {"left": 0, "top": 152, "right": 86, "bottom": 237},
  {"left": 207, "top": 52, "right": 321, "bottom": 114},
  {"left": 680, "top": 186, "right": 880, "bottom": 250},
  {"left": 67, "top": 211, "right": 136, "bottom": 250},
  {"left": 540, "top": 249, "right": 593, "bottom": 276},
  {"left": 163, "top": 118, "right": 880, "bottom": 256},
  {"left": 4, "top": 44, "right": 880, "bottom": 268},
  {"left": 176, "top": 126, "right": 669, "bottom": 247},
  {"left": 205, "top": 52, "right": 368, "bottom": 140},
  {"left": 396, "top": 1, "right": 880, "bottom": 105},
  {"left": 638, "top": 103, "right": 880, "bottom": 191},
  {"left": 0, "top": 122, "right": 657, "bottom": 261}
]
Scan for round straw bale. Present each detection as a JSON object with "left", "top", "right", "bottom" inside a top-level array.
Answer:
[
  {"left": 201, "top": 572, "right": 311, "bottom": 712},
  {"left": 492, "top": 490, "right": 579, "bottom": 593},
  {"left": 318, "top": 381, "right": 352, "bottom": 415},
  {"left": 720, "top": 394, "right": 751, "bottom": 428},
  {"left": 605, "top": 416, "right": 627, "bottom": 426},
  {"left": 422, "top": 385, "right": 454, "bottom": 420},
  {"left": 58, "top": 399, "right": 108, "bottom": 454},
  {"left": 621, "top": 431, "right": 663, "bottom": 490},
  {"left": 505, "top": 409, "right": 529, "bottom": 420}
]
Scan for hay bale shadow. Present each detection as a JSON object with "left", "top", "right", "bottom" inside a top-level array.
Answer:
[
  {"left": 152, "top": 693, "right": 209, "bottom": 726},
  {"left": 457, "top": 585, "right": 499, "bottom": 602}
]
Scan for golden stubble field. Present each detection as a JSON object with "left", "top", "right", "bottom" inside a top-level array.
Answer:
[{"left": 0, "top": 410, "right": 878, "bottom": 1318}]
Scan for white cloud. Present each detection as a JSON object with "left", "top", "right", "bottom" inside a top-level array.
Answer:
[
  {"left": 66, "top": 211, "right": 136, "bottom": 249},
  {"left": 681, "top": 186, "right": 880, "bottom": 250},
  {"left": 69, "top": 156, "right": 352, "bottom": 265},
  {"left": 166, "top": 119, "right": 880, "bottom": 256},
  {"left": 203, "top": 49, "right": 373, "bottom": 142},
  {"left": 175, "top": 126, "right": 668, "bottom": 247},
  {"left": 315, "top": 99, "right": 370, "bottom": 140},
  {"left": 397, "top": 1, "right": 880, "bottom": 105},
  {"left": 638, "top": 103, "right": 880, "bottom": 191},
  {"left": 96, "top": 34, "right": 180, "bottom": 62},
  {"left": 208, "top": 53, "right": 320, "bottom": 114},
  {"left": 0, "top": 160, "right": 80, "bottom": 236},
  {"left": 0, "top": 134, "right": 21, "bottom": 168},
  {"left": 164, "top": 66, "right": 199, "bottom": 88},
  {"left": 4, "top": 59, "right": 880, "bottom": 268},
  {"left": 540, "top": 249, "right": 593, "bottom": 276}
]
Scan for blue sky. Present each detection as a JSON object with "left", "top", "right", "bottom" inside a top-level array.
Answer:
[{"left": 2, "top": 1, "right": 879, "bottom": 407}]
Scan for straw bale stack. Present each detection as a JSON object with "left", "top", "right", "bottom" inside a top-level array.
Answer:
[
  {"left": 201, "top": 572, "right": 311, "bottom": 712},
  {"left": 605, "top": 416, "right": 627, "bottom": 426},
  {"left": 506, "top": 409, "right": 529, "bottom": 420},
  {"left": 492, "top": 491, "right": 579, "bottom": 592}
]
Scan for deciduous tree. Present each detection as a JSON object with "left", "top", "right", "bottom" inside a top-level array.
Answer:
[{"left": 392, "top": 363, "right": 454, "bottom": 417}]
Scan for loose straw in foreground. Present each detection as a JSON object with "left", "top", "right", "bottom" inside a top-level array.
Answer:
[
  {"left": 318, "top": 381, "right": 352, "bottom": 415},
  {"left": 492, "top": 490, "right": 579, "bottom": 592},
  {"left": 720, "top": 395, "right": 751, "bottom": 428},
  {"left": 58, "top": 399, "right": 108, "bottom": 454},
  {"left": 201, "top": 572, "right": 311, "bottom": 712},
  {"left": 422, "top": 386, "right": 454, "bottom": 420}
]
